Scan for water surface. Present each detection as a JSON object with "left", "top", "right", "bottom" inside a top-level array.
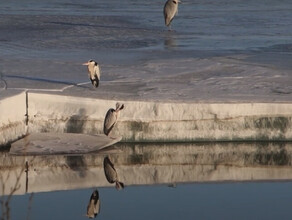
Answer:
[
  {"left": 2, "top": 142, "right": 292, "bottom": 219},
  {"left": 8, "top": 182, "right": 292, "bottom": 220}
]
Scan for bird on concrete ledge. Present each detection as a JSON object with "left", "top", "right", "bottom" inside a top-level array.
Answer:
[{"left": 103, "top": 102, "right": 124, "bottom": 137}]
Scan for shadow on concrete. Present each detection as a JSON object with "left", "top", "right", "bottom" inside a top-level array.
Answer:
[
  {"left": 3, "top": 75, "right": 88, "bottom": 88},
  {"left": 65, "top": 108, "right": 88, "bottom": 133}
]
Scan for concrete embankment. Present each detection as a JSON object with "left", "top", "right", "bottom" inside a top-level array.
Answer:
[
  {"left": 1, "top": 91, "right": 292, "bottom": 146},
  {"left": 0, "top": 91, "right": 27, "bottom": 146}
]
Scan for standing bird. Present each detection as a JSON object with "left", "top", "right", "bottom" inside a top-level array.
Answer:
[
  {"left": 103, "top": 102, "right": 124, "bottom": 136},
  {"left": 86, "top": 190, "right": 100, "bottom": 218},
  {"left": 163, "top": 0, "right": 181, "bottom": 29},
  {"left": 103, "top": 156, "right": 124, "bottom": 190},
  {"left": 82, "top": 60, "right": 101, "bottom": 88}
]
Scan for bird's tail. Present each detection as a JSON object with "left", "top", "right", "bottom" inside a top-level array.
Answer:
[{"left": 115, "top": 181, "right": 124, "bottom": 190}]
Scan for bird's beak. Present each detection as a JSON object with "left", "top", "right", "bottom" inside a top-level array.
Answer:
[{"left": 82, "top": 62, "right": 89, "bottom": 66}]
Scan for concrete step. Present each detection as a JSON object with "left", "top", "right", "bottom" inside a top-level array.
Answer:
[{"left": 10, "top": 132, "right": 121, "bottom": 155}]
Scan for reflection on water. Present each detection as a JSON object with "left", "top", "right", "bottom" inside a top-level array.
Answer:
[
  {"left": 2, "top": 142, "right": 292, "bottom": 219},
  {"left": 164, "top": 32, "right": 177, "bottom": 49},
  {"left": 103, "top": 156, "right": 125, "bottom": 190},
  {"left": 86, "top": 189, "right": 100, "bottom": 219},
  {"left": 2, "top": 142, "right": 292, "bottom": 195}
]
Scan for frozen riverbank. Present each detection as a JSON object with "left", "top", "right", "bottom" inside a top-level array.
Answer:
[
  {"left": 0, "top": 0, "right": 291, "bottom": 146},
  {"left": 1, "top": 91, "right": 292, "bottom": 146}
]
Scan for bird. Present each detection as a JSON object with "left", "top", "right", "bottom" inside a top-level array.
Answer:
[
  {"left": 82, "top": 60, "right": 101, "bottom": 88},
  {"left": 103, "top": 156, "right": 124, "bottom": 190},
  {"left": 163, "top": 0, "right": 181, "bottom": 29},
  {"left": 103, "top": 102, "right": 124, "bottom": 136},
  {"left": 86, "top": 190, "right": 100, "bottom": 218}
]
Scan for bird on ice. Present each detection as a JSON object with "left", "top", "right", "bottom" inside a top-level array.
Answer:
[
  {"left": 86, "top": 189, "right": 100, "bottom": 218},
  {"left": 103, "top": 156, "right": 124, "bottom": 190},
  {"left": 163, "top": 0, "right": 181, "bottom": 29},
  {"left": 103, "top": 102, "right": 124, "bottom": 136},
  {"left": 82, "top": 60, "right": 101, "bottom": 88}
]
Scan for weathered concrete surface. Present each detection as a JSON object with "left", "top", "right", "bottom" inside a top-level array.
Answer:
[
  {"left": 1, "top": 92, "right": 292, "bottom": 146},
  {"left": 9, "top": 133, "right": 121, "bottom": 155},
  {"left": 0, "top": 91, "right": 27, "bottom": 146},
  {"left": 27, "top": 92, "right": 292, "bottom": 142}
]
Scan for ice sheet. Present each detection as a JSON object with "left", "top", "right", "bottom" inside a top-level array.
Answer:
[
  {"left": 0, "top": 0, "right": 291, "bottom": 102},
  {"left": 1, "top": 54, "right": 291, "bottom": 102}
]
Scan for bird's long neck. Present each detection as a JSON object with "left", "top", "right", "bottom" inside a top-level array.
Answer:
[
  {"left": 88, "top": 65, "right": 95, "bottom": 76},
  {"left": 115, "top": 111, "right": 120, "bottom": 118}
]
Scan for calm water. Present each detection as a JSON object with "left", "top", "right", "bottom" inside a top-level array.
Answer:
[
  {"left": 8, "top": 182, "right": 292, "bottom": 220},
  {"left": 2, "top": 142, "right": 292, "bottom": 219}
]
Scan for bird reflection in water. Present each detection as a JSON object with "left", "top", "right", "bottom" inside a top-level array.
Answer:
[
  {"left": 103, "top": 156, "right": 124, "bottom": 190},
  {"left": 86, "top": 189, "right": 100, "bottom": 219},
  {"left": 164, "top": 33, "right": 177, "bottom": 49}
]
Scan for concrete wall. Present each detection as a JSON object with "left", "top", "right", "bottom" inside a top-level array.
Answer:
[
  {"left": 1, "top": 92, "right": 292, "bottom": 147},
  {"left": 28, "top": 93, "right": 292, "bottom": 142},
  {"left": 0, "top": 91, "right": 27, "bottom": 146}
]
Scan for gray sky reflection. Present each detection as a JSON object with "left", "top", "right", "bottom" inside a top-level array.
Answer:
[{"left": 8, "top": 182, "right": 292, "bottom": 220}]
